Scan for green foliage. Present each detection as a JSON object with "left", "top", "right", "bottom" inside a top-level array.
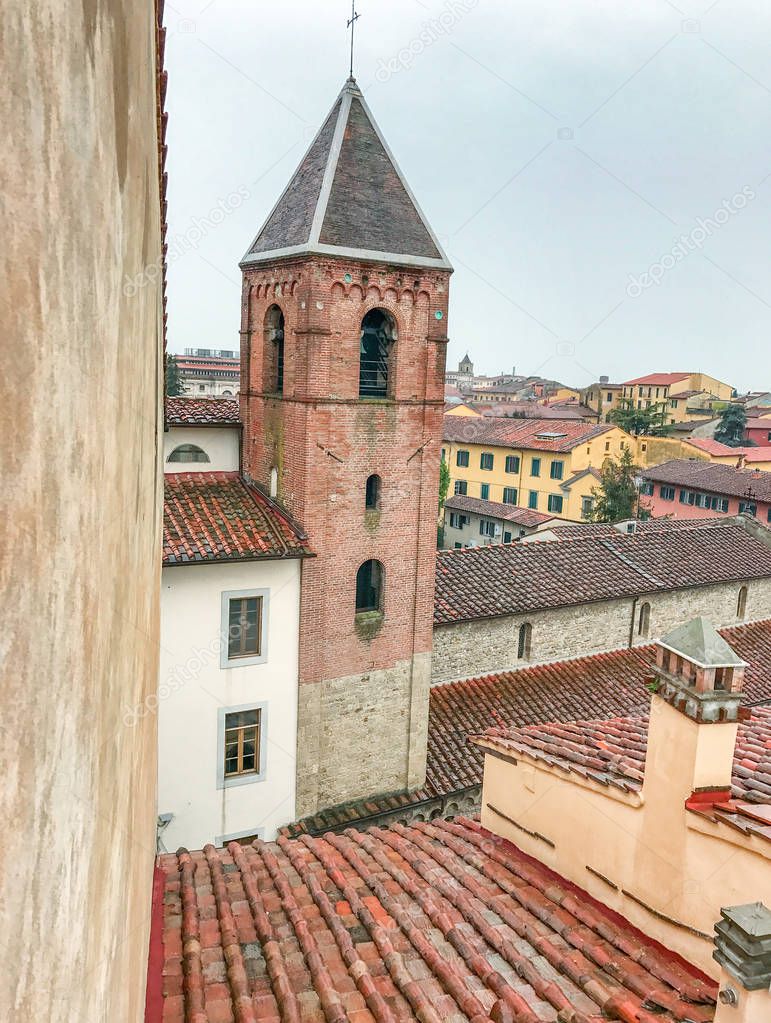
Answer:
[
  {"left": 590, "top": 447, "right": 642, "bottom": 523},
  {"left": 438, "top": 454, "right": 451, "bottom": 511},
  {"left": 166, "top": 354, "right": 184, "bottom": 396},
  {"left": 714, "top": 403, "right": 747, "bottom": 447},
  {"left": 609, "top": 398, "right": 672, "bottom": 437}
]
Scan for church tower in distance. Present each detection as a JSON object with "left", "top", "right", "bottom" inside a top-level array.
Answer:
[{"left": 239, "top": 77, "right": 452, "bottom": 817}]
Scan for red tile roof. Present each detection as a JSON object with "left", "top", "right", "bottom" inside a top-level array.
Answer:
[
  {"left": 687, "top": 439, "right": 771, "bottom": 464},
  {"left": 643, "top": 459, "right": 771, "bottom": 502},
  {"left": 475, "top": 708, "right": 771, "bottom": 843},
  {"left": 166, "top": 397, "right": 240, "bottom": 426},
  {"left": 443, "top": 495, "right": 554, "bottom": 528},
  {"left": 283, "top": 622, "right": 771, "bottom": 838},
  {"left": 163, "top": 472, "right": 312, "bottom": 565},
  {"left": 443, "top": 415, "right": 614, "bottom": 453},
  {"left": 434, "top": 519, "right": 771, "bottom": 625},
  {"left": 159, "top": 817, "right": 718, "bottom": 1023},
  {"left": 623, "top": 373, "right": 690, "bottom": 387}
]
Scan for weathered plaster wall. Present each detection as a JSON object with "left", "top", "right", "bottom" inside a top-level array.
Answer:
[
  {"left": 1, "top": 4, "right": 162, "bottom": 1020},
  {"left": 432, "top": 578, "right": 771, "bottom": 683}
]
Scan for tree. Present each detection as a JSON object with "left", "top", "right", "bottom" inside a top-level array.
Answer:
[
  {"left": 609, "top": 398, "right": 672, "bottom": 437},
  {"left": 166, "top": 353, "right": 184, "bottom": 396},
  {"left": 438, "top": 455, "right": 450, "bottom": 511},
  {"left": 713, "top": 403, "right": 747, "bottom": 447},
  {"left": 590, "top": 447, "right": 643, "bottom": 522}
]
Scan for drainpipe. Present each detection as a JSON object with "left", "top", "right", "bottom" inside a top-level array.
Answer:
[{"left": 628, "top": 596, "right": 639, "bottom": 648}]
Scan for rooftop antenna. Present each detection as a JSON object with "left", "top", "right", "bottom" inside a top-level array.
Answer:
[{"left": 347, "top": 0, "right": 360, "bottom": 79}]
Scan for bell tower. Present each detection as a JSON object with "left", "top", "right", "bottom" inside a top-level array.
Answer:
[{"left": 239, "top": 77, "right": 452, "bottom": 816}]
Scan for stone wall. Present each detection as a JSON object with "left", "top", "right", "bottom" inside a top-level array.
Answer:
[
  {"left": 296, "top": 652, "right": 431, "bottom": 814},
  {"left": 432, "top": 577, "right": 771, "bottom": 683},
  {"left": 1, "top": 3, "right": 163, "bottom": 1020}
]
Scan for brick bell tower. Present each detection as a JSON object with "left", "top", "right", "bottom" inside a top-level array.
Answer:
[{"left": 238, "top": 77, "right": 452, "bottom": 817}]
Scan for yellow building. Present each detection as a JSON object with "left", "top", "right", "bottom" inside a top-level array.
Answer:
[
  {"left": 442, "top": 416, "right": 634, "bottom": 521},
  {"left": 443, "top": 401, "right": 481, "bottom": 418},
  {"left": 581, "top": 379, "right": 624, "bottom": 422},
  {"left": 621, "top": 372, "right": 734, "bottom": 426}
]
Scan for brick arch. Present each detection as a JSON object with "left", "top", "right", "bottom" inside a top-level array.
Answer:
[{"left": 331, "top": 281, "right": 345, "bottom": 302}]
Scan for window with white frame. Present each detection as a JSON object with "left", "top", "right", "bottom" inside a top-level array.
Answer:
[{"left": 220, "top": 589, "right": 269, "bottom": 668}]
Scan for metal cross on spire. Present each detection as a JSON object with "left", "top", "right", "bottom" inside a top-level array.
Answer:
[{"left": 347, "top": 0, "right": 360, "bottom": 78}]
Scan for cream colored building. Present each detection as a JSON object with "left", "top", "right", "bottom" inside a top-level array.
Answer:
[{"left": 474, "top": 618, "right": 771, "bottom": 1004}]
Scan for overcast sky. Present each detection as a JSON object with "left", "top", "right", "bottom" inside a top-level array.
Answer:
[{"left": 164, "top": 0, "right": 771, "bottom": 392}]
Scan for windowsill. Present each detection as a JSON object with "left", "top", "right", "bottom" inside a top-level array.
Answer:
[
  {"left": 218, "top": 770, "right": 267, "bottom": 791},
  {"left": 355, "top": 609, "right": 384, "bottom": 639}
]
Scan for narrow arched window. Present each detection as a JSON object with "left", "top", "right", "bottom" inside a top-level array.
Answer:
[
  {"left": 638, "top": 602, "right": 651, "bottom": 638},
  {"left": 365, "top": 474, "right": 381, "bottom": 511},
  {"left": 269, "top": 467, "right": 278, "bottom": 499},
  {"left": 359, "top": 309, "right": 396, "bottom": 398},
  {"left": 737, "top": 586, "right": 748, "bottom": 620},
  {"left": 517, "top": 622, "right": 532, "bottom": 660},
  {"left": 355, "top": 560, "right": 384, "bottom": 614},
  {"left": 167, "top": 444, "right": 210, "bottom": 463},
  {"left": 265, "top": 305, "right": 285, "bottom": 394}
]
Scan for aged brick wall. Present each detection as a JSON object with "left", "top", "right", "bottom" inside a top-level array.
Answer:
[
  {"left": 432, "top": 577, "right": 771, "bottom": 683},
  {"left": 240, "top": 256, "right": 450, "bottom": 815}
]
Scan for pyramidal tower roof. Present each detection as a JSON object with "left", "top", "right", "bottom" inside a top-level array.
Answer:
[
  {"left": 240, "top": 78, "right": 451, "bottom": 271},
  {"left": 658, "top": 616, "right": 748, "bottom": 668}
]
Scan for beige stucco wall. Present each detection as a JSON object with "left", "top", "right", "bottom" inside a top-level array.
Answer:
[
  {"left": 432, "top": 577, "right": 771, "bottom": 683},
  {"left": 1, "top": 4, "right": 162, "bottom": 1021},
  {"left": 479, "top": 696, "right": 771, "bottom": 979}
]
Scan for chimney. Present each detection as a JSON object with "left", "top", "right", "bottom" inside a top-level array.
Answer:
[
  {"left": 713, "top": 902, "right": 771, "bottom": 1022},
  {"left": 642, "top": 618, "right": 748, "bottom": 812}
]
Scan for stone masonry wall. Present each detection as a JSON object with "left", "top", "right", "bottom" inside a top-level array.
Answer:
[
  {"left": 432, "top": 577, "right": 771, "bottom": 683},
  {"left": 296, "top": 652, "right": 431, "bottom": 813}
]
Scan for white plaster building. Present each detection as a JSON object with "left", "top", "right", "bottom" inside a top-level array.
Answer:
[{"left": 158, "top": 399, "right": 310, "bottom": 849}]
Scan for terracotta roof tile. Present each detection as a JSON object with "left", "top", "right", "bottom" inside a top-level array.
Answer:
[
  {"left": 443, "top": 495, "right": 554, "bottom": 527},
  {"left": 163, "top": 472, "right": 312, "bottom": 565},
  {"left": 643, "top": 459, "right": 771, "bottom": 502},
  {"left": 443, "top": 415, "right": 615, "bottom": 453},
  {"left": 475, "top": 708, "right": 771, "bottom": 843},
  {"left": 434, "top": 520, "right": 771, "bottom": 625},
  {"left": 623, "top": 373, "right": 691, "bottom": 387},
  {"left": 165, "top": 397, "right": 240, "bottom": 425},
  {"left": 159, "top": 818, "right": 718, "bottom": 1023},
  {"left": 285, "top": 622, "right": 771, "bottom": 838}
]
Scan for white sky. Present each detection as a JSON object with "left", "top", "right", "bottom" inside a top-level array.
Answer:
[{"left": 164, "top": 0, "right": 771, "bottom": 391}]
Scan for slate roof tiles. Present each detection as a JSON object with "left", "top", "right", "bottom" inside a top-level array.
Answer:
[{"left": 159, "top": 817, "right": 718, "bottom": 1023}]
